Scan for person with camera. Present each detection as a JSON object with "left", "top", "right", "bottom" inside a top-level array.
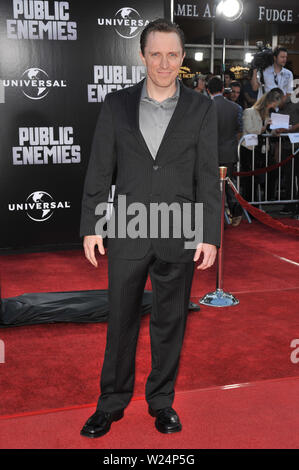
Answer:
[{"left": 250, "top": 46, "right": 293, "bottom": 103}]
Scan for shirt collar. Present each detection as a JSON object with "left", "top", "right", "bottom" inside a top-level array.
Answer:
[
  {"left": 211, "top": 93, "right": 223, "bottom": 99},
  {"left": 269, "top": 64, "right": 284, "bottom": 76},
  {"left": 141, "top": 77, "right": 180, "bottom": 103}
]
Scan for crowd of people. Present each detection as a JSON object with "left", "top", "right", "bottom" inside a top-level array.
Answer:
[{"left": 189, "top": 46, "right": 299, "bottom": 220}]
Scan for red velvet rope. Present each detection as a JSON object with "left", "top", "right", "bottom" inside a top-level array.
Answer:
[
  {"left": 227, "top": 178, "right": 299, "bottom": 236},
  {"left": 233, "top": 153, "right": 296, "bottom": 177}
]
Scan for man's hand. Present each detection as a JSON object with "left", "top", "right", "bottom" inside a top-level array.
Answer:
[
  {"left": 250, "top": 68, "right": 260, "bottom": 92},
  {"left": 265, "top": 117, "right": 272, "bottom": 127},
  {"left": 83, "top": 235, "right": 105, "bottom": 267},
  {"left": 193, "top": 243, "right": 217, "bottom": 270},
  {"left": 272, "top": 127, "right": 288, "bottom": 135}
]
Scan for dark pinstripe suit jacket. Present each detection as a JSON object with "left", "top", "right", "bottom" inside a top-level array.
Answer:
[{"left": 80, "top": 78, "right": 221, "bottom": 262}]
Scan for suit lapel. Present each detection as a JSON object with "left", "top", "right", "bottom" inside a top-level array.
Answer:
[
  {"left": 155, "top": 82, "right": 193, "bottom": 164},
  {"left": 126, "top": 79, "right": 193, "bottom": 164},
  {"left": 126, "top": 79, "right": 154, "bottom": 163}
]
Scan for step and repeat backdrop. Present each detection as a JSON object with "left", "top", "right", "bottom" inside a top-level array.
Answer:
[{"left": 0, "top": 0, "right": 165, "bottom": 249}]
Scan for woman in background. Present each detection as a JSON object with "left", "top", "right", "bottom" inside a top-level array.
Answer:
[{"left": 240, "top": 88, "right": 284, "bottom": 201}]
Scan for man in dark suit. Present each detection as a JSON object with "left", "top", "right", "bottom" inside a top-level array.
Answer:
[
  {"left": 207, "top": 76, "right": 243, "bottom": 226},
  {"left": 79, "top": 19, "right": 221, "bottom": 438}
]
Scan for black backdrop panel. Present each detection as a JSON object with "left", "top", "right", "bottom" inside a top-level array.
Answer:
[{"left": 0, "top": 0, "right": 164, "bottom": 249}]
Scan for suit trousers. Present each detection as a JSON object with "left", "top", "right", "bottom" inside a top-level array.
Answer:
[{"left": 96, "top": 245, "right": 195, "bottom": 412}]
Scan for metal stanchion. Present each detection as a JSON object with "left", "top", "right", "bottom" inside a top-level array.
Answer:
[{"left": 199, "top": 166, "right": 239, "bottom": 307}]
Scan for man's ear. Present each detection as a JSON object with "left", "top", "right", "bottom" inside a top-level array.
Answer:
[
  {"left": 139, "top": 50, "right": 146, "bottom": 65},
  {"left": 181, "top": 51, "right": 186, "bottom": 65}
]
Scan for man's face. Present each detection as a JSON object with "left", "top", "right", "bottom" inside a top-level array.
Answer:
[
  {"left": 224, "top": 74, "right": 231, "bottom": 85},
  {"left": 230, "top": 86, "right": 240, "bottom": 101},
  {"left": 139, "top": 31, "right": 185, "bottom": 88},
  {"left": 275, "top": 51, "right": 287, "bottom": 67},
  {"left": 196, "top": 78, "right": 205, "bottom": 92}
]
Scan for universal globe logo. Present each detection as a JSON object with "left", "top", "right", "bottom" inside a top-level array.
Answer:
[
  {"left": 21, "top": 68, "right": 50, "bottom": 100},
  {"left": 97, "top": 7, "right": 149, "bottom": 39},
  {"left": 26, "top": 191, "right": 55, "bottom": 221},
  {"left": 114, "top": 8, "right": 144, "bottom": 38},
  {"left": 8, "top": 191, "right": 71, "bottom": 222},
  {"left": 3, "top": 67, "right": 67, "bottom": 101}
]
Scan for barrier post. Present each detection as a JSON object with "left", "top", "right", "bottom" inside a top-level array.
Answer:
[{"left": 199, "top": 166, "right": 239, "bottom": 307}]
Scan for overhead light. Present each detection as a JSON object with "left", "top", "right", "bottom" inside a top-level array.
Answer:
[
  {"left": 195, "top": 52, "right": 203, "bottom": 61},
  {"left": 244, "top": 52, "right": 253, "bottom": 63},
  {"left": 216, "top": 0, "right": 243, "bottom": 21}
]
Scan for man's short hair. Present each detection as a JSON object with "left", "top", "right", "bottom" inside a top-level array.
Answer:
[
  {"left": 273, "top": 46, "right": 288, "bottom": 57},
  {"left": 224, "top": 70, "right": 235, "bottom": 80},
  {"left": 140, "top": 18, "right": 185, "bottom": 56},
  {"left": 207, "top": 76, "right": 224, "bottom": 94},
  {"left": 231, "top": 81, "right": 241, "bottom": 89}
]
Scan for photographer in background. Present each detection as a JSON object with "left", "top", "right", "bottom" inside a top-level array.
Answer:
[{"left": 251, "top": 46, "right": 293, "bottom": 104}]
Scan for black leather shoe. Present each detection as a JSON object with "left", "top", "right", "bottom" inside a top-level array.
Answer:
[
  {"left": 148, "top": 406, "right": 182, "bottom": 434},
  {"left": 80, "top": 409, "right": 124, "bottom": 438}
]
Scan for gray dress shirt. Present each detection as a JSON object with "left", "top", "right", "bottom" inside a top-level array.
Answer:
[{"left": 139, "top": 78, "right": 180, "bottom": 159}]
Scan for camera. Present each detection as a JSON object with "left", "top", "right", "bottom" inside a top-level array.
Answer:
[{"left": 251, "top": 41, "right": 273, "bottom": 71}]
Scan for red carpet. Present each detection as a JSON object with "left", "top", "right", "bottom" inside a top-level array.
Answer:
[
  {"left": 2, "top": 219, "right": 299, "bottom": 299},
  {"left": 0, "top": 219, "right": 299, "bottom": 418},
  {"left": 1, "top": 377, "right": 299, "bottom": 448},
  {"left": 1, "top": 288, "right": 299, "bottom": 416}
]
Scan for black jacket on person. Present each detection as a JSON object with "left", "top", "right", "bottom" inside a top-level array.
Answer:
[
  {"left": 80, "top": 78, "right": 221, "bottom": 262},
  {"left": 213, "top": 94, "right": 241, "bottom": 164}
]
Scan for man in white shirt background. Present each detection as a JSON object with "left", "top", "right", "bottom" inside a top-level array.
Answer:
[{"left": 251, "top": 47, "right": 293, "bottom": 103}]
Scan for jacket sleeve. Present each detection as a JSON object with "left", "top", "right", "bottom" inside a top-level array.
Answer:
[
  {"left": 79, "top": 95, "right": 117, "bottom": 237},
  {"left": 196, "top": 100, "right": 221, "bottom": 247}
]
